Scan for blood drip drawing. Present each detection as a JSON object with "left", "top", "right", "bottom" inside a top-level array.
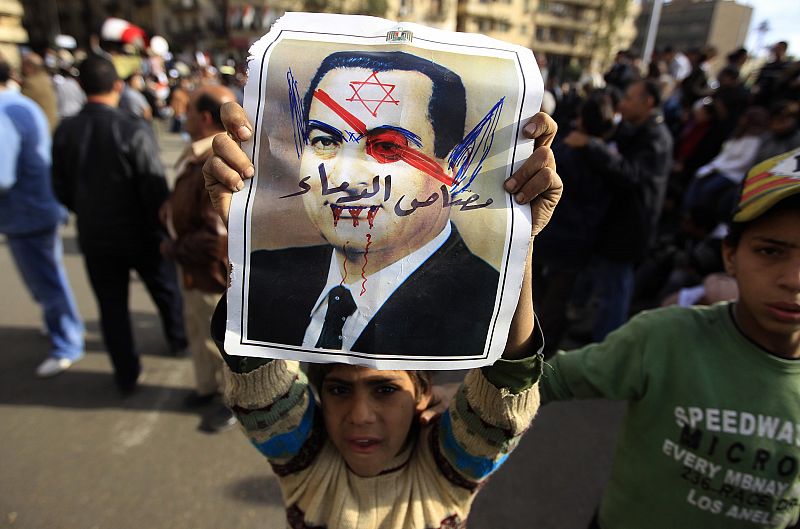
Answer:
[{"left": 360, "top": 233, "right": 372, "bottom": 296}]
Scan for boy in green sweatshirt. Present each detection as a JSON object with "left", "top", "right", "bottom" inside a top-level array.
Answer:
[{"left": 541, "top": 147, "right": 800, "bottom": 529}]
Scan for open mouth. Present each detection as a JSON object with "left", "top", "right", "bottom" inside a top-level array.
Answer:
[
  {"left": 330, "top": 205, "right": 381, "bottom": 228},
  {"left": 347, "top": 437, "right": 381, "bottom": 453}
]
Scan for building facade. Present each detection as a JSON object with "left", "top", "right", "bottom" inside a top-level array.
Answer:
[
  {"left": 634, "top": 0, "right": 752, "bottom": 69},
  {"left": 458, "top": 0, "right": 639, "bottom": 81},
  {"left": 0, "top": 0, "right": 27, "bottom": 67},
  {"left": 226, "top": 0, "right": 457, "bottom": 52},
  {"left": 535, "top": 0, "right": 639, "bottom": 81},
  {"left": 22, "top": 0, "right": 635, "bottom": 80}
]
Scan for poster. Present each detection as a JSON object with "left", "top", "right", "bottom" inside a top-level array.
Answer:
[{"left": 225, "top": 12, "right": 542, "bottom": 369}]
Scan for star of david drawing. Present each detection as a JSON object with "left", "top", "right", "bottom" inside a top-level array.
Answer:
[{"left": 346, "top": 71, "right": 400, "bottom": 117}]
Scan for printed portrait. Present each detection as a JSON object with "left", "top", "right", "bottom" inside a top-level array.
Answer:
[{"left": 226, "top": 17, "right": 541, "bottom": 368}]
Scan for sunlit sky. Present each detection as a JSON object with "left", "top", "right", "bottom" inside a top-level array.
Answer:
[{"left": 740, "top": 0, "right": 800, "bottom": 57}]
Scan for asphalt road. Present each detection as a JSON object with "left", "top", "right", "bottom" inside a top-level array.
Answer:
[{"left": 0, "top": 122, "right": 624, "bottom": 529}]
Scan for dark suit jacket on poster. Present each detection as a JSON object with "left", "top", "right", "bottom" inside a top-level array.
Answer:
[{"left": 245, "top": 226, "right": 500, "bottom": 357}]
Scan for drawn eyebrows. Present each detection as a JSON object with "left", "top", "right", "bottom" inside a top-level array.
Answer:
[
  {"left": 306, "top": 120, "right": 424, "bottom": 148},
  {"left": 307, "top": 119, "right": 344, "bottom": 140},
  {"left": 373, "top": 126, "right": 423, "bottom": 148}
]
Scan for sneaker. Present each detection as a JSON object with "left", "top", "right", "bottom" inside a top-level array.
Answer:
[
  {"left": 36, "top": 356, "right": 80, "bottom": 378},
  {"left": 198, "top": 404, "right": 237, "bottom": 434}
]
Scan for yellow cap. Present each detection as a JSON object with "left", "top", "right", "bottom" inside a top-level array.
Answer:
[{"left": 733, "top": 147, "right": 800, "bottom": 222}]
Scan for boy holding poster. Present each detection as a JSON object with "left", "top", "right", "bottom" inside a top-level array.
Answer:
[
  {"left": 203, "top": 97, "right": 560, "bottom": 528},
  {"left": 202, "top": 14, "right": 562, "bottom": 527}
]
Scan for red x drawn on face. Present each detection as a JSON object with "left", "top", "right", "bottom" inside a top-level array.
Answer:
[{"left": 313, "top": 89, "right": 454, "bottom": 186}]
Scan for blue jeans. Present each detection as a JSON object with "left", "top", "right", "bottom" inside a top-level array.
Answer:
[
  {"left": 7, "top": 228, "right": 84, "bottom": 360},
  {"left": 591, "top": 258, "right": 634, "bottom": 342}
]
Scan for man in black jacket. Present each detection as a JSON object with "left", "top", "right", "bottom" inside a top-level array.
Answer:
[
  {"left": 52, "top": 55, "right": 187, "bottom": 393},
  {"left": 564, "top": 79, "right": 673, "bottom": 340}
]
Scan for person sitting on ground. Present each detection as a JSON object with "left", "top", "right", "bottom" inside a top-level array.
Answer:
[
  {"left": 660, "top": 271, "right": 738, "bottom": 308},
  {"left": 534, "top": 88, "right": 617, "bottom": 356},
  {"left": 713, "top": 66, "right": 750, "bottom": 129},
  {"left": 119, "top": 72, "right": 153, "bottom": 121},
  {"left": 683, "top": 105, "right": 769, "bottom": 223},
  {"left": 755, "top": 101, "right": 800, "bottom": 164},
  {"left": 202, "top": 101, "right": 562, "bottom": 528},
  {"left": 541, "top": 147, "right": 800, "bottom": 529}
]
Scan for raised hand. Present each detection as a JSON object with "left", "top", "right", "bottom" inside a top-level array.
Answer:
[
  {"left": 202, "top": 101, "right": 256, "bottom": 227},
  {"left": 503, "top": 112, "right": 562, "bottom": 237}
]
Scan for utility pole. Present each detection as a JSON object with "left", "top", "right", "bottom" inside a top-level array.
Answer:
[
  {"left": 755, "top": 20, "right": 770, "bottom": 57},
  {"left": 641, "top": 0, "right": 663, "bottom": 66}
]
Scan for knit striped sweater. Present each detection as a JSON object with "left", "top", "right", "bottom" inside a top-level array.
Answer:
[{"left": 222, "top": 354, "right": 542, "bottom": 529}]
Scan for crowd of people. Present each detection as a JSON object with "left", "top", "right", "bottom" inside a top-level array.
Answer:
[
  {"left": 1, "top": 30, "right": 799, "bottom": 529},
  {"left": 1, "top": 48, "right": 245, "bottom": 433},
  {"left": 537, "top": 40, "right": 800, "bottom": 354}
]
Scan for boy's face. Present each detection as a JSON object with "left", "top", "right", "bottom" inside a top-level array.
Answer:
[
  {"left": 723, "top": 208, "right": 800, "bottom": 356},
  {"left": 617, "top": 82, "right": 651, "bottom": 124},
  {"left": 320, "top": 366, "right": 432, "bottom": 477}
]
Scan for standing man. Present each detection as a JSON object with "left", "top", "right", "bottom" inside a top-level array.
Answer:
[
  {"left": 161, "top": 85, "right": 235, "bottom": 432},
  {"left": 604, "top": 50, "right": 638, "bottom": 92},
  {"left": 564, "top": 79, "right": 673, "bottom": 340},
  {"left": 753, "top": 42, "right": 791, "bottom": 106},
  {"left": 52, "top": 55, "right": 187, "bottom": 394},
  {"left": 20, "top": 52, "right": 58, "bottom": 132},
  {"left": 119, "top": 72, "right": 152, "bottom": 122},
  {"left": 0, "top": 57, "right": 85, "bottom": 377}
]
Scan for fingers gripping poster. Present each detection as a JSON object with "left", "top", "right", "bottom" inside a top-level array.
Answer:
[{"left": 226, "top": 12, "right": 543, "bottom": 369}]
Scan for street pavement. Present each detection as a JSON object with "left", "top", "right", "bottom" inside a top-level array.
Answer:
[{"left": 0, "top": 122, "right": 624, "bottom": 529}]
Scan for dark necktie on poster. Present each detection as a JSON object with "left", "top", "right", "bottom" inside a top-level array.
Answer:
[{"left": 316, "top": 286, "right": 357, "bottom": 349}]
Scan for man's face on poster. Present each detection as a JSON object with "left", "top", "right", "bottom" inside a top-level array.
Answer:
[{"left": 299, "top": 67, "right": 453, "bottom": 260}]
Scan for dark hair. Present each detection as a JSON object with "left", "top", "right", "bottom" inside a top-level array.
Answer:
[
  {"left": 605, "top": 84, "right": 622, "bottom": 109},
  {"left": 306, "top": 363, "right": 433, "bottom": 403},
  {"left": 78, "top": 54, "right": 119, "bottom": 95},
  {"left": 195, "top": 93, "right": 224, "bottom": 129},
  {"left": 687, "top": 47, "right": 708, "bottom": 63},
  {"left": 125, "top": 72, "right": 143, "bottom": 83},
  {"left": 637, "top": 79, "right": 662, "bottom": 107},
  {"left": 733, "top": 106, "right": 769, "bottom": 138},
  {"left": 718, "top": 66, "right": 739, "bottom": 82},
  {"left": 727, "top": 47, "right": 747, "bottom": 63},
  {"left": 725, "top": 193, "right": 800, "bottom": 247},
  {"left": 0, "top": 57, "right": 9, "bottom": 84},
  {"left": 303, "top": 51, "right": 466, "bottom": 158},
  {"left": 580, "top": 89, "right": 615, "bottom": 138},
  {"left": 769, "top": 100, "right": 800, "bottom": 119}
]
